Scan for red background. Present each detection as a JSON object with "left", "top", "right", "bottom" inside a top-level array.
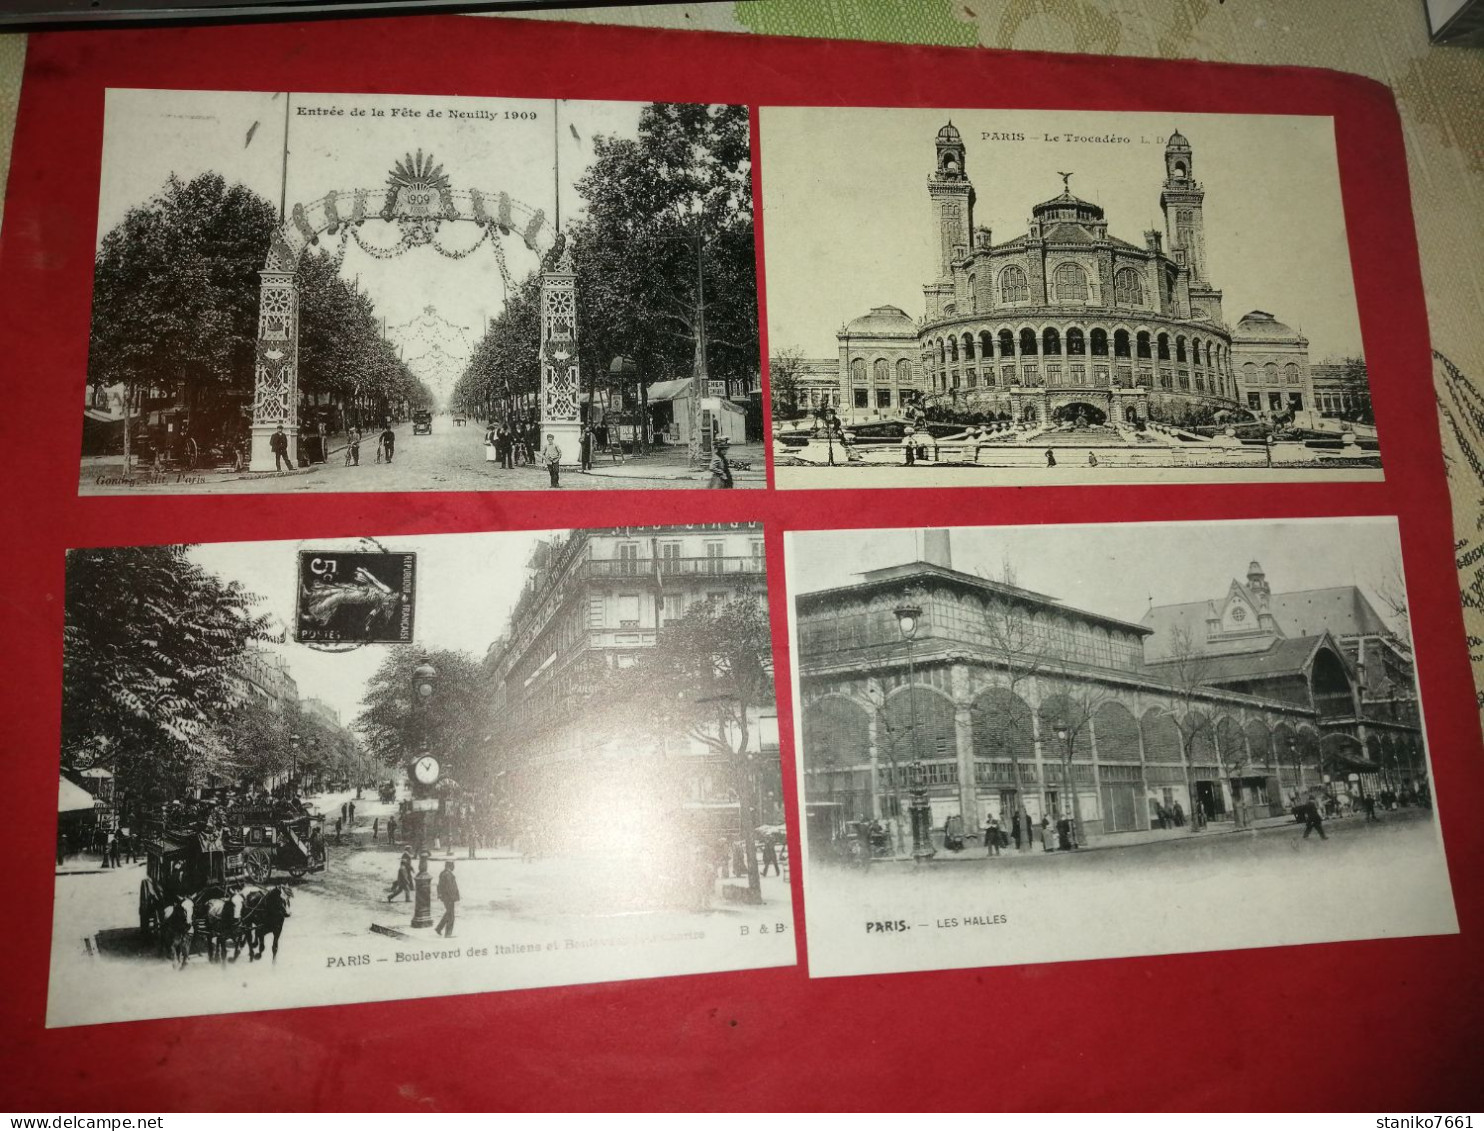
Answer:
[{"left": 1, "top": 15, "right": 1480, "bottom": 1112}]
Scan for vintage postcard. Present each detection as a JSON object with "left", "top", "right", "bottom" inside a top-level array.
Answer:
[
  {"left": 763, "top": 108, "right": 1379, "bottom": 488},
  {"left": 51, "top": 524, "right": 789, "bottom": 1026},
  {"left": 785, "top": 520, "right": 1454, "bottom": 978},
  {"left": 81, "top": 89, "right": 762, "bottom": 496}
]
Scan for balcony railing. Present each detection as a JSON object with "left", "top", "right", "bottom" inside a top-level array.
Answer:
[{"left": 581, "top": 555, "right": 766, "bottom": 580}]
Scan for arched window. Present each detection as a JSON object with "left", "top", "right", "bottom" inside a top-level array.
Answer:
[
  {"left": 849, "top": 357, "right": 866, "bottom": 384},
  {"left": 999, "top": 329, "right": 1016, "bottom": 357},
  {"left": 1114, "top": 268, "right": 1144, "bottom": 306},
  {"left": 967, "top": 274, "right": 977, "bottom": 314},
  {"left": 1054, "top": 262, "right": 1089, "bottom": 303},
  {"left": 1136, "top": 331, "right": 1152, "bottom": 359},
  {"left": 937, "top": 339, "right": 946, "bottom": 365},
  {"left": 1264, "top": 361, "right": 1279, "bottom": 384},
  {"left": 1019, "top": 328, "right": 1039, "bottom": 356},
  {"left": 1091, "top": 329, "right": 1109, "bottom": 357},
  {"left": 1157, "top": 333, "right": 1171, "bottom": 361},
  {"left": 962, "top": 333, "right": 975, "bottom": 361},
  {"left": 1067, "top": 328, "right": 1086, "bottom": 356},
  {"left": 1284, "top": 362, "right": 1300, "bottom": 385},
  {"left": 896, "top": 359, "right": 913, "bottom": 385},
  {"left": 948, "top": 338, "right": 959, "bottom": 363},
  {"left": 1113, "top": 329, "right": 1131, "bottom": 358},
  {"left": 1175, "top": 336, "right": 1187, "bottom": 363},
  {"left": 980, "top": 331, "right": 994, "bottom": 359},
  {"left": 873, "top": 358, "right": 890, "bottom": 384},
  {"left": 1043, "top": 328, "right": 1062, "bottom": 356},
  {"left": 1000, "top": 266, "right": 1029, "bottom": 303}
]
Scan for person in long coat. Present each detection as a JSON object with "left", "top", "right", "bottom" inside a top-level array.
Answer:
[
  {"left": 707, "top": 438, "right": 734, "bottom": 489},
  {"left": 387, "top": 852, "right": 415, "bottom": 902},
  {"left": 435, "top": 860, "right": 460, "bottom": 937}
]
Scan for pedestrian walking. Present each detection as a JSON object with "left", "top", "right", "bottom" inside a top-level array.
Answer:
[
  {"left": 902, "top": 430, "right": 916, "bottom": 466},
  {"left": 761, "top": 838, "right": 780, "bottom": 876},
  {"left": 707, "top": 437, "right": 734, "bottom": 489},
  {"left": 580, "top": 424, "right": 594, "bottom": 471},
  {"left": 379, "top": 424, "right": 396, "bottom": 464},
  {"left": 1088, "top": 451, "right": 1098, "bottom": 467},
  {"left": 372, "top": 817, "right": 380, "bottom": 841},
  {"left": 349, "top": 800, "right": 356, "bottom": 825},
  {"left": 110, "top": 833, "right": 122, "bottom": 869},
  {"left": 101, "top": 830, "right": 115, "bottom": 868},
  {"left": 387, "top": 815, "right": 398, "bottom": 844},
  {"left": 1045, "top": 448, "right": 1057, "bottom": 468},
  {"left": 387, "top": 851, "right": 415, "bottom": 901},
  {"left": 1363, "top": 795, "right": 1378, "bottom": 822},
  {"left": 270, "top": 424, "right": 294, "bottom": 471},
  {"left": 1172, "top": 800, "right": 1186, "bottom": 828},
  {"left": 1041, "top": 815, "right": 1053, "bottom": 852},
  {"left": 541, "top": 434, "right": 563, "bottom": 488},
  {"left": 1056, "top": 815, "right": 1073, "bottom": 851},
  {"left": 1301, "top": 798, "right": 1328, "bottom": 840},
  {"left": 341, "top": 802, "right": 348, "bottom": 823},
  {"left": 435, "top": 860, "right": 460, "bottom": 937}
]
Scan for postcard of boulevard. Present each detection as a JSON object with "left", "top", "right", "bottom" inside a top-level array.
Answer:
[
  {"left": 81, "top": 89, "right": 762, "bottom": 496},
  {"left": 51, "top": 525, "right": 789, "bottom": 1027},
  {"left": 763, "top": 107, "right": 1381, "bottom": 489},
  {"left": 785, "top": 519, "right": 1454, "bottom": 978}
]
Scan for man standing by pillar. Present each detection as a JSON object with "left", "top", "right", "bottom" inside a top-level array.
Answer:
[
  {"left": 270, "top": 424, "right": 294, "bottom": 472},
  {"left": 435, "top": 859, "right": 460, "bottom": 938},
  {"left": 542, "top": 434, "right": 563, "bottom": 488}
]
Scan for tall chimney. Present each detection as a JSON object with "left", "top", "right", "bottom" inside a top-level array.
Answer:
[{"left": 924, "top": 529, "right": 952, "bottom": 570}]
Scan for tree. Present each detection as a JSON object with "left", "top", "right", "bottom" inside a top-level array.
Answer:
[
  {"left": 352, "top": 648, "right": 485, "bottom": 785},
  {"left": 589, "top": 593, "right": 775, "bottom": 900},
  {"left": 89, "top": 174, "right": 278, "bottom": 468},
  {"left": 769, "top": 349, "right": 807, "bottom": 420},
  {"left": 968, "top": 561, "right": 1053, "bottom": 837},
  {"left": 1036, "top": 682, "right": 1116, "bottom": 846},
  {"left": 570, "top": 103, "right": 758, "bottom": 402},
  {"left": 1151, "top": 623, "right": 1226, "bottom": 831},
  {"left": 62, "top": 546, "right": 273, "bottom": 804}
]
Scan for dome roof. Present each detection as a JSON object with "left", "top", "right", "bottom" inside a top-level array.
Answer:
[
  {"left": 1167, "top": 129, "right": 1190, "bottom": 147},
  {"left": 843, "top": 305, "right": 917, "bottom": 336},
  {"left": 936, "top": 122, "right": 962, "bottom": 143},
  {"left": 1031, "top": 189, "right": 1105, "bottom": 223},
  {"left": 1235, "top": 310, "right": 1303, "bottom": 341}
]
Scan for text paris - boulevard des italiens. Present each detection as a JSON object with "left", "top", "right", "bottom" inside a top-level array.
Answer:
[
  {"left": 762, "top": 108, "right": 1377, "bottom": 488},
  {"left": 82, "top": 89, "right": 762, "bottom": 497},
  {"left": 785, "top": 520, "right": 1454, "bottom": 979},
  {"left": 51, "top": 526, "right": 790, "bottom": 1027}
]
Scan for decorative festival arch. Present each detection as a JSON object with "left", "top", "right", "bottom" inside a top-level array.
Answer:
[{"left": 250, "top": 151, "right": 580, "bottom": 471}]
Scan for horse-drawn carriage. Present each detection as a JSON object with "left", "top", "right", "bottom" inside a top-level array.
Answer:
[{"left": 138, "top": 811, "right": 309, "bottom": 967}]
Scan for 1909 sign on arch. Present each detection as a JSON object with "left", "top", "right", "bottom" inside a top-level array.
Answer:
[{"left": 249, "top": 150, "right": 582, "bottom": 471}]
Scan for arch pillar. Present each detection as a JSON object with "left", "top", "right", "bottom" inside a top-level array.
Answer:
[
  {"left": 249, "top": 268, "right": 301, "bottom": 471},
  {"left": 539, "top": 260, "right": 583, "bottom": 465}
]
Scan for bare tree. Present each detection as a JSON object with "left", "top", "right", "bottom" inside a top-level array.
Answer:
[
  {"left": 1151, "top": 622, "right": 1226, "bottom": 831},
  {"left": 1037, "top": 680, "right": 1116, "bottom": 847},
  {"left": 969, "top": 559, "right": 1054, "bottom": 841},
  {"left": 769, "top": 347, "right": 807, "bottom": 421}
]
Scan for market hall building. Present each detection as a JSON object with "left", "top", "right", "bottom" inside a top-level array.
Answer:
[
  {"left": 795, "top": 532, "right": 1422, "bottom": 845},
  {"left": 828, "top": 125, "right": 1319, "bottom": 428}
]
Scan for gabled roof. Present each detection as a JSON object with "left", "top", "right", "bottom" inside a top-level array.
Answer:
[
  {"left": 1143, "top": 582, "right": 1392, "bottom": 661},
  {"left": 1141, "top": 634, "right": 1330, "bottom": 685}
]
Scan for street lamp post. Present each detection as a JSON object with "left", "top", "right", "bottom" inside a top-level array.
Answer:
[
  {"left": 1052, "top": 723, "right": 1084, "bottom": 848},
  {"left": 1287, "top": 736, "right": 1301, "bottom": 805},
  {"left": 289, "top": 732, "right": 301, "bottom": 798},
  {"left": 894, "top": 600, "right": 934, "bottom": 862},
  {"left": 410, "top": 660, "right": 438, "bottom": 856}
]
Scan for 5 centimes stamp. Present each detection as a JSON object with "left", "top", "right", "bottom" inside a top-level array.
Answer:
[{"left": 295, "top": 551, "right": 416, "bottom": 644}]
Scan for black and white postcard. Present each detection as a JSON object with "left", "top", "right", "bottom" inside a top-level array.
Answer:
[
  {"left": 52, "top": 525, "right": 789, "bottom": 1026},
  {"left": 763, "top": 108, "right": 1379, "bottom": 487},
  {"left": 81, "top": 89, "right": 762, "bottom": 495},
  {"left": 784, "top": 519, "right": 1453, "bottom": 977}
]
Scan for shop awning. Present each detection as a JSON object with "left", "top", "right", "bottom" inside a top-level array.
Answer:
[
  {"left": 59, "top": 777, "right": 96, "bottom": 814},
  {"left": 646, "top": 380, "right": 692, "bottom": 403}
]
